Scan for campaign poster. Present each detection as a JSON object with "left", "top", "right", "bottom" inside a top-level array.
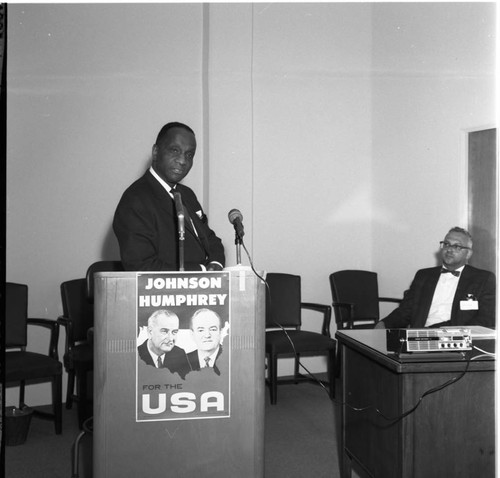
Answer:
[{"left": 136, "top": 272, "right": 231, "bottom": 422}]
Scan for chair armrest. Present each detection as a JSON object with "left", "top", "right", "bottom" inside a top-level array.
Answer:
[
  {"left": 379, "top": 297, "right": 402, "bottom": 304},
  {"left": 301, "top": 302, "right": 333, "bottom": 338},
  {"left": 57, "top": 316, "right": 70, "bottom": 328},
  {"left": 331, "top": 301, "right": 354, "bottom": 311},
  {"left": 57, "top": 315, "right": 74, "bottom": 356},
  {"left": 27, "top": 317, "right": 60, "bottom": 360},
  {"left": 331, "top": 301, "right": 354, "bottom": 323}
]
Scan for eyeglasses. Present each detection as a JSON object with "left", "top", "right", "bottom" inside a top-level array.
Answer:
[{"left": 439, "top": 241, "right": 471, "bottom": 252}]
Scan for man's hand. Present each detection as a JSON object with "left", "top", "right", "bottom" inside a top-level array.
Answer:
[
  {"left": 374, "top": 320, "right": 386, "bottom": 329},
  {"left": 206, "top": 262, "right": 223, "bottom": 271}
]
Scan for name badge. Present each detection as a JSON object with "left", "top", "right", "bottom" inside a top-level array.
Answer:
[{"left": 460, "top": 300, "right": 478, "bottom": 311}]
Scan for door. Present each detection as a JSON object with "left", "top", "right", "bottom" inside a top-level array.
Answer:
[{"left": 468, "top": 128, "right": 497, "bottom": 274}]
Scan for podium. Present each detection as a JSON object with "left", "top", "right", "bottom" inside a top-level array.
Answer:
[{"left": 93, "top": 270, "right": 265, "bottom": 478}]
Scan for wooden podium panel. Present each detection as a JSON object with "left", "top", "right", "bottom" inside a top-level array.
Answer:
[{"left": 94, "top": 270, "right": 265, "bottom": 478}]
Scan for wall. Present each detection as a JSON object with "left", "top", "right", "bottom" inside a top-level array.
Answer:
[
  {"left": 252, "top": 3, "right": 374, "bottom": 288},
  {"left": 6, "top": 3, "right": 207, "bottom": 405},
  {"left": 371, "top": 3, "right": 497, "bottom": 300},
  {"left": 6, "top": 3, "right": 496, "bottom": 406}
]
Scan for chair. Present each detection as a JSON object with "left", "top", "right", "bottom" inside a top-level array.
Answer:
[
  {"left": 5, "top": 282, "right": 63, "bottom": 434},
  {"left": 58, "top": 260, "right": 124, "bottom": 427},
  {"left": 59, "top": 278, "right": 94, "bottom": 427},
  {"left": 329, "top": 270, "right": 401, "bottom": 330},
  {"left": 265, "top": 272, "right": 336, "bottom": 405},
  {"left": 86, "top": 260, "right": 124, "bottom": 305},
  {"left": 329, "top": 270, "right": 401, "bottom": 377}
]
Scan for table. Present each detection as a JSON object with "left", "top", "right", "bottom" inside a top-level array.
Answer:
[{"left": 336, "top": 329, "right": 495, "bottom": 478}]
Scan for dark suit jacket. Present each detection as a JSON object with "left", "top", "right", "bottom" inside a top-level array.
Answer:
[
  {"left": 187, "top": 347, "right": 223, "bottom": 373},
  {"left": 382, "top": 265, "right": 496, "bottom": 329},
  {"left": 113, "top": 170, "right": 225, "bottom": 271},
  {"left": 138, "top": 340, "right": 192, "bottom": 379}
]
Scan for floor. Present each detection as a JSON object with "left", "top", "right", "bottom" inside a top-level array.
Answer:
[{"left": 5, "top": 381, "right": 362, "bottom": 478}]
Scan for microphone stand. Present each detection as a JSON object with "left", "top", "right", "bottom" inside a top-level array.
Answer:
[
  {"left": 173, "top": 191, "right": 185, "bottom": 271},
  {"left": 178, "top": 214, "right": 185, "bottom": 271},
  {"left": 234, "top": 232, "right": 242, "bottom": 265}
]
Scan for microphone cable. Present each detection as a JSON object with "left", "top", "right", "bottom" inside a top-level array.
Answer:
[{"left": 339, "top": 344, "right": 494, "bottom": 423}]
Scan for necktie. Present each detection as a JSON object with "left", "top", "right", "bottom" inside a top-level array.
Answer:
[
  {"left": 157, "top": 356, "right": 162, "bottom": 368},
  {"left": 441, "top": 268, "right": 460, "bottom": 277},
  {"left": 204, "top": 356, "right": 221, "bottom": 375}
]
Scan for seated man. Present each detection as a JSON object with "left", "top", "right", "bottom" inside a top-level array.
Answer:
[{"left": 376, "top": 227, "right": 496, "bottom": 329}]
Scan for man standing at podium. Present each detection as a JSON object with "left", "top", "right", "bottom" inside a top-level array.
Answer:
[
  {"left": 376, "top": 227, "right": 496, "bottom": 329},
  {"left": 113, "top": 122, "right": 225, "bottom": 272}
]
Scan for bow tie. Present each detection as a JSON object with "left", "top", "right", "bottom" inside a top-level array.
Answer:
[{"left": 441, "top": 268, "right": 460, "bottom": 277}]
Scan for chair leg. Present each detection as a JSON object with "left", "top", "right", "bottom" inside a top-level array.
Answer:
[
  {"left": 335, "top": 346, "right": 342, "bottom": 378},
  {"left": 293, "top": 354, "right": 300, "bottom": 384},
  {"left": 53, "top": 374, "right": 63, "bottom": 434},
  {"left": 19, "top": 380, "right": 26, "bottom": 407},
  {"left": 66, "top": 370, "right": 75, "bottom": 409},
  {"left": 269, "top": 354, "right": 278, "bottom": 405},
  {"left": 328, "top": 348, "right": 336, "bottom": 400},
  {"left": 76, "top": 369, "right": 89, "bottom": 429}
]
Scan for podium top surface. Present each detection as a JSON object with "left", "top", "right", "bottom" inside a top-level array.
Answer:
[{"left": 94, "top": 268, "right": 265, "bottom": 278}]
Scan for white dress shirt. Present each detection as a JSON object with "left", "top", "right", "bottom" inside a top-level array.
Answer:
[
  {"left": 198, "top": 346, "right": 220, "bottom": 368},
  {"left": 146, "top": 340, "right": 164, "bottom": 368},
  {"left": 425, "top": 265, "right": 464, "bottom": 327}
]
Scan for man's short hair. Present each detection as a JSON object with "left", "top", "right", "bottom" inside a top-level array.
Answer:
[
  {"left": 189, "top": 308, "right": 222, "bottom": 329},
  {"left": 148, "top": 309, "right": 179, "bottom": 327},
  {"left": 155, "top": 122, "right": 195, "bottom": 145},
  {"left": 448, "top": 226, "right": 473, "bottom": 248}
]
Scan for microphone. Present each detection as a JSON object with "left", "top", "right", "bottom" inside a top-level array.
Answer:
[
  {"left": 228, "top": 209, "right": 245, "bottom": 238},
  {"left": 173, "top": 191, "right": 185, "bottom": 240}
]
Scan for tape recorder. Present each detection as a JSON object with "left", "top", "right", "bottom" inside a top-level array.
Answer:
[{"left": 386, "top": 328, "right": 472, "bottom": 353}]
